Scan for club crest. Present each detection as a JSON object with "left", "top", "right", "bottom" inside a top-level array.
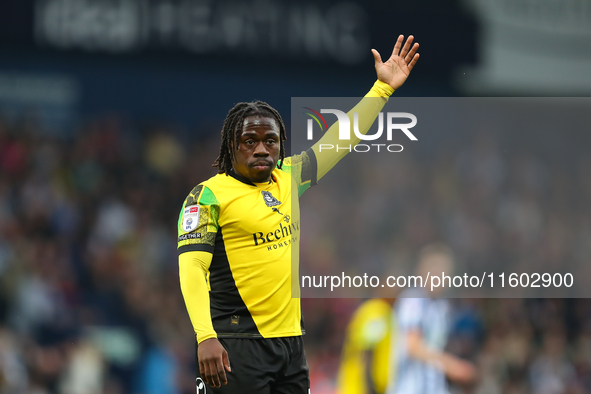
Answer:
[{"left": 261, "top": 191, "right": 281, "bottom": 207}]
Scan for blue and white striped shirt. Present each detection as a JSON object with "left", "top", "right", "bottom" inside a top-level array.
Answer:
[{"left": 388, "top": 288, "right": 450, "bottom": 394}]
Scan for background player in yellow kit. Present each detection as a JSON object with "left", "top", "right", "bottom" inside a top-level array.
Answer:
[
  {"left": 178, "top": 35, "right": 420, "bottom": 393},
  {"left": 337, "top": 297, "right": 396, "bottom": 394}
]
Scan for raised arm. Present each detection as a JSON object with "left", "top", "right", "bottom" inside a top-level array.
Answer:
[{"left": 311, "top": 35, "right": 419, "bottom": 181}]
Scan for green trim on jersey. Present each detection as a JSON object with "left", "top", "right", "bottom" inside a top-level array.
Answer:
[
  {"left": 178, "top": 185, "right": 220, "bottom": 253},
  {"left": 278, "top": 148, "right": 318, "bottom": 197}
]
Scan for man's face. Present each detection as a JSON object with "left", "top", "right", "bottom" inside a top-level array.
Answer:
[{"left": 232, "top": 115, "right": 280, "bottom": 183}]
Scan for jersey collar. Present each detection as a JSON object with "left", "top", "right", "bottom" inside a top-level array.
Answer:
[{"left": 228, "top": 169, "right": 275, "bottom": 187}]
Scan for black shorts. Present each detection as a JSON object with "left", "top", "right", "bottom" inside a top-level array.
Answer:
[{"left": 195, "top": 336, "right": 309, "bottom": 394}]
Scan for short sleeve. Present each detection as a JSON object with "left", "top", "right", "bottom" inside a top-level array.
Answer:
[
  {"left": 279, "top": 148, "right": 318, "bottom": 197},
  {"left": 177, "top": 184, "right": 220, "bottom": 255}
]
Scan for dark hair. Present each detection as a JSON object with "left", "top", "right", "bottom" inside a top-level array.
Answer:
[{"left": 213, "top": 101, "right": 287, "bottom": 175}]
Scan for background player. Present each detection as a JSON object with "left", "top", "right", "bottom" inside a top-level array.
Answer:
[
  {"left": 387, "top": 243, "right": 477, "bottom": 394},
  {"left": 336, "top": 297, "right": 395, "bottom": 394}
]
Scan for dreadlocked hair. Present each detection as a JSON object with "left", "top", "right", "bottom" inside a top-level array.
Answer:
[{"left": 213, "top": 100, "right": 287, "bottom": 175}]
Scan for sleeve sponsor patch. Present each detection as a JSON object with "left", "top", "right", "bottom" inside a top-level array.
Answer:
[
  {"left": 178, "top": 233, "right": 202, "bottom": 242},
  {"left": 182, "top": 205, "right": 200, "bottom": 232}
]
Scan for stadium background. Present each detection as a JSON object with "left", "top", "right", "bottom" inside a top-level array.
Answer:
[{"left": 1, "top": 0, "right": 590, "bottom": 393}]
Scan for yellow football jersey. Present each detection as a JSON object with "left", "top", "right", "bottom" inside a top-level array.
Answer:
[{"left": 178, "top": 150, "right": 316, "bottom": 339}]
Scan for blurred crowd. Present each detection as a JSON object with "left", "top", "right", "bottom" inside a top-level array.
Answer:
[
  {"left": 0, "top": 112, "right": 590, "bottom": 394},
  {"left": 299, "top": 102, "right": 591, "bottom": 392},
  {"left": 301, "top": 128, "right": 591, "bottom": 293},
  {"left": 0, "top": 114, "right": 215, "bottom": 394}
]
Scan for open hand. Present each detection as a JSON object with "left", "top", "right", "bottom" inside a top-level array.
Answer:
[
  {"left": 372, "top": 35, "right": 420, "bottom": 90},
  {"left": 198, "top": 338, "right": 231, "bottom": 388}
]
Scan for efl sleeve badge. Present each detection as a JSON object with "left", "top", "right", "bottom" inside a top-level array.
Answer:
[{"left": 182, "top": 205, "right": 200, "bottom": 232}]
